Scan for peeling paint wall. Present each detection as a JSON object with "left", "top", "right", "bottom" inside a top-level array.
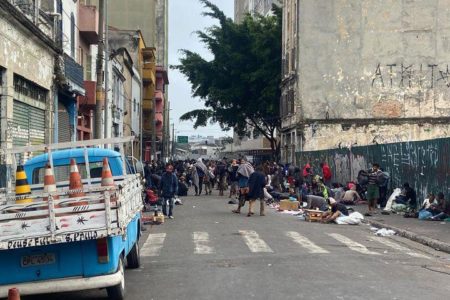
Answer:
[
  {"left": 298, "top": 0, "right": 450, "bottom": 121},
  {"left": 303, "top": 123, "right": 450, "bottom": 152},
  {"left": 0, "top": 17, "right": 54, "bottom": 88}
]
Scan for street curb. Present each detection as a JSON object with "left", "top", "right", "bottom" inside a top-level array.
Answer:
[{"left": 367, "top": 220, "right": 450, "bottom": 254}]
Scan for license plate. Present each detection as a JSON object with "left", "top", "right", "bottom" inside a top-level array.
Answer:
[{"left": 21, "top": 253, "right": 56, "bottom": 268}]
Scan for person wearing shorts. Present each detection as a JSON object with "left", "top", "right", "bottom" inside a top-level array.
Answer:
[{"left": 364, "top": 163, "right": 382, "bottom": 215}]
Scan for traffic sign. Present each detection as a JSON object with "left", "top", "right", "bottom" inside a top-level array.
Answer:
[{"left": 177, "top": 136, "right": 189, "bottom": 144}]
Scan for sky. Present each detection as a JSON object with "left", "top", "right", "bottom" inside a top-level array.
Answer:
[{"left": 168, "top": 0, "right": 234, "bottom": 138}]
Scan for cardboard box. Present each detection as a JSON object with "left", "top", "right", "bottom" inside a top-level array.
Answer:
[
  {"left": 153, "top": 213, "right": 165, "bottom": 224},
  {"left": 279, "top": 200, "right": 299, "bottom": 211}
]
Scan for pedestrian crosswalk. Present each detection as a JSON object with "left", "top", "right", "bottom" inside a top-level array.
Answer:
[{"left": 140, "top": 230, "right": 430, "bottom": 259}]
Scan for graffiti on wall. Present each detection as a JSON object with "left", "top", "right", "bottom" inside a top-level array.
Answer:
[
  {"left": 298, "top": 138, "right": 449, "bottom": 199},
  {"left": 372, "top": 63, "right": 450, "bottom": 89}
]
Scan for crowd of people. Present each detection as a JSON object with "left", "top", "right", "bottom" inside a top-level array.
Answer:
[{"left": 142, "top": 158, "right": 449, "bottom": 223}]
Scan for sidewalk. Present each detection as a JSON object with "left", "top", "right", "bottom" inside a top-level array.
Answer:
[{"left": 354, "top": 205, "right": 450, "bottom": 254}]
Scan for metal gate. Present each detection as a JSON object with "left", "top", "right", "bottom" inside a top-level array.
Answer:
[
  {"left": 12, "top": 101, "right": 45, "bottom": 161},
  {"left": 58, "top": 102, "right": 71, "bottom": 142}
]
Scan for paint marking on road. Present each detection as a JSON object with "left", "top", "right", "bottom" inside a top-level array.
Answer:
[
  {"left": 141, "top": 233, "right": 166, "bottom": 257},
  {"left": 286, "top": 231, "right": 329, "bottom": 254},
  {"left": 328, "top": 233, "right": 380, "bottom": 255},
  {"left": 193, "top": 232, "right": 215, "bottom": 254},
  {"left": 239, "top": 230, "right": 273, "bottom": 253},
  {"left": 369, "top": 236, "right": 430, "bottom": 259}
]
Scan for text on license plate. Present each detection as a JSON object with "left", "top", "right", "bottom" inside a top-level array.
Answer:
[{"left": 21, "top": 253, "right": 56, "bottom": 267}]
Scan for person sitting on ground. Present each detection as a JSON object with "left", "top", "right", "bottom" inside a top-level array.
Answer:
[
  {"left": 322, "top": 198, "right": 349, "bottom": 223},
  {"left": 394, "top": 183, "right": 417, "bottom": 211},
  {"left": 312, "top": 175, "right": 329, "bottom": 199},
  {"left": 177, "top": 176, "right": 188, "bottom": 197},
  {"left": 429, "top": 193, "right": 449, "bottom": 221},
  {"left": 306, "top": 195, "right": 329, "bottom": 212},
  {"left": 420, "top": 193, "right": 436, "bottom": 211},
  {"left": 340, "top": 185, "right": 362, "bottom": 205}
]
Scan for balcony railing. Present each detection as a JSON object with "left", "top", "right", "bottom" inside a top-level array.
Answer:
[{"left": 64, "top": 53, "right": 84, "bottom": 89}]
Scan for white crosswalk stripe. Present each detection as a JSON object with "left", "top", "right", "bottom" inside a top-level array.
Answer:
[
  {"left": 239, "top": 230, "right": 273, "bottom": 253},
  {"left": 369, "top": 236, "right": 430, "bottom": 259},
  {"left": 141, "top": 233, "right": 166, "bottom": 257},
  {"left": 286, "top": 231, "right": 329, "bottom": 254},
  {"left": 328, "top": 233, "right": 380, "bottom": 255},
  {"left": 193, "top": 232, "right": 215, "bottom": 254}
]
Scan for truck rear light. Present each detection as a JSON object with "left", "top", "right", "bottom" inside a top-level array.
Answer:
[{"left": 96, "top": 238, "right": 109, "bottom": 264}]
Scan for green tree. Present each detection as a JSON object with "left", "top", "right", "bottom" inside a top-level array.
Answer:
[{"left": 173, "top": 0, "right": 282, "bottom": 159}]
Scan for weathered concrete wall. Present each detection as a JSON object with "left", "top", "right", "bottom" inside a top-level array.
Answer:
[
  {"left": 298, "top": 0, "right": 450, "bottom": 121},
  {"left": 302, "top": 122, "right": 450, "bottom": 151},
  {"left": 0, "top": 17, "right": 54, "bottom": 89}
]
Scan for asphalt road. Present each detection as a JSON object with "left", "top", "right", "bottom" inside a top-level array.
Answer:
[{"left": 23, "top": 193, "right": 450, "bottom": 300}]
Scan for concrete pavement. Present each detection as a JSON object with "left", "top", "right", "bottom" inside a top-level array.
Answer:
[{"left": 22, "top": 193, "right": 450, "bottom": 299}]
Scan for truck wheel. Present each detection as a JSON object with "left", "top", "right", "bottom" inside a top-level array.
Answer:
[
  {"left": 107, "top": 257, "right": 125, "bottom": 300},
  {"left": 127, "top": 241, "right": 141, "bottom": 269}
]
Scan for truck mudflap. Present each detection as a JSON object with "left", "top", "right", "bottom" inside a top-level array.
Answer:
[{"left": 0, "top": 267, "right": 123, "bottom": 298}]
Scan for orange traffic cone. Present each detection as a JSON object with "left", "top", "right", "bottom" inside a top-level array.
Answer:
[
  {"left": 101, "top": 158, "right": 117, "bottom": 203},
  {"left": 15, "top": 165, "right": 32, "bottom": 204},
  {"left": 8, "top": 288, "right": 20, "bottom": 300},
  {"left": 101, "top": 158, "right": 115, "bottom": 187},
  {"left": 43, "top": 163, "right": 59, "bottom": 202},
  {"left": 68, "top": 159, "right": 87, "bottom": 206}
]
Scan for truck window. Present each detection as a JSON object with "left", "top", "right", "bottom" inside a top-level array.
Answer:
[{"left": 32, "top": 161, "right": 104, "bottom": 184}]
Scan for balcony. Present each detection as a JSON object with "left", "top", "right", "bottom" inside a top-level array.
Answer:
[
  {"left": 78, "top": 81, "right": 96, "bottom": 107},
  {"left": 64, "top": 53, "right": 84, "bottom": 93},
  {"left": 79, "top": 5, "right": 99, "bottom": 45}
]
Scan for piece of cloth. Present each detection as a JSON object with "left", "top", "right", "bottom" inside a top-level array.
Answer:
[
  {"left": 335, "top": 212, "right": 364, "bottom": 225},
  {"left": 322, "top": 164, "right": 332, "bottom": 181},
  {"left": 237, "top": 162, "right": 255, "bottom": 178}
]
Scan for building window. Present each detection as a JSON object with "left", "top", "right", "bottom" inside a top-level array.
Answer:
[
  {"left": 13, "top": 74, "right": 48, "bottom": 103},
  {"left": 70, "top": 13, "right": 75, "bottom": 58}
]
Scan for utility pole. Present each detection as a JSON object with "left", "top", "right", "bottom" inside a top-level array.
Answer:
[
  {"left": 95, "top": 0, "right": 105, "bottom": 139},
  {"left": 103, "top": 0, "right": 110, "bottom": 141},
  {"left": 171, "top": 122, "right": 175, "bottom": 160},
  {"left": 151, "top": 97, "right": 156, "bottom": 162}
]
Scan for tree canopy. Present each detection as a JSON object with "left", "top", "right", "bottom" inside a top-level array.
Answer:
[{"left": 173, "top": 0, "right": 282, "bottom": 157}]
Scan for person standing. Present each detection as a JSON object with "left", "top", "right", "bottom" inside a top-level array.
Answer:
[
  {"left": 195, "top": 158, "right": 208, "bottom": 196},
  {"left": 216, "top": 158, "right": 227, "bottom": 196},
  {"left": 247, "top": 165, "right": 267, "bottom": 217},
  {"left": 228, "top": 159, "right": 239, "bottom": 201},
  {"left": 320, "top": 162, "right": 332, "bottom": 186},
  {"left": 362, "top": 163, "right": 384, "bottom": 216},
  {"left": 232, "top": 159, "right": 254, "bottom": 214},
  {"left": 159, "top": 164, "right": 178, "bottom": 219}
]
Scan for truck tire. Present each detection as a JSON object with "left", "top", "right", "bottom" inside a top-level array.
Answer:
[
  {"left": 126, "top": 241, "right": 141, "bottom": 269},
  {"left": 107, "top": 257, "right": 125, "bottom": 300}
]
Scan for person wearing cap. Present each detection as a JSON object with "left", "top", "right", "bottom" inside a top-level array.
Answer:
[
  {"left": 322, "top": 198, "right": 349, "bottom": 223},
  {"left": 159, "top": 164, "right": 178, "bottom": 219}
]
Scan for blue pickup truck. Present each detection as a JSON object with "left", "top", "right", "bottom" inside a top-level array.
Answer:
[{"left": 0, "top": 138, "right": 143, "bottom": 300}]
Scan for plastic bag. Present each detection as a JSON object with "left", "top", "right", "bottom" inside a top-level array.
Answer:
[
  {"left": 335, "top": 212, "right": 364, "bottom": 225},
  {"left": 418, "top": 210, "right": 433, "bottom": 220}
]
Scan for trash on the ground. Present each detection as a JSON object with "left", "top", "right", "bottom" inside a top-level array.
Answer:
[
  {"left": 335, "top": 211, "right": 364, "bottom": 225},
  {"left": 375, "top": 228, "right": 396, "bottom": 236},
  {"left": 383, "top": 250, "right": 388, "bottom": 254},
  {"left": 174, "top": 198, "right": 183, "bottom": 205},
  {"left": 384, "top": 188, "right": 401, "bottom": 211},
  {"left": 370, "top": 227, "right": 379, "bottom": 231},
  {"left": 267, "top": 263, "right": 272, "bottom": 267},
  {"left": 192, "top": 206, "right": 196, "bottom": 208}
]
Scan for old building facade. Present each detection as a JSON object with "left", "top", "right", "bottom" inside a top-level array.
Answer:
[
  {"left": 281, "top": 0, "right": 450, "bottom": 162},
  {"left": 281, "top": 0, "right": 450, "bottom": 197}
]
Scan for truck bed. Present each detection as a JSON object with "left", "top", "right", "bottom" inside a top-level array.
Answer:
[{"left": 0, "top": 175, "right": 143, "bottom": 250}]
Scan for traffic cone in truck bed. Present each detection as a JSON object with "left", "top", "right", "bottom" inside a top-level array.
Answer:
[
  {"left": 68, "top": 159, "right": 87, "bottom": 206},
  {"left": 43, "top": 163, "right": 59, "bottom": 201},
  {"left": 101, "top": 158, "right": 115, "bottom": 187},
  {"left": 15, "top": 165, "right": 32, "bottom": 204},
  {"left": 8, "top": 287, "right": 20, "bottom": 300}
]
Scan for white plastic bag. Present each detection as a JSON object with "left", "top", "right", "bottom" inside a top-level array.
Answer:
[
  {"left": 335, "top": 212, "right": 365, "bottom": 225},
  {"left": 384, "top": 188, "right": 401, "bottom": 211}
]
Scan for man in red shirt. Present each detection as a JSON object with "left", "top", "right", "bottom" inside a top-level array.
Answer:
[{"left": 320, "top": 162, "right": 332, "bottom": 186}]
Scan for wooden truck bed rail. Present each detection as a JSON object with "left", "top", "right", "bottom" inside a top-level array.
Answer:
[{"left": 0, "top": 175, "right": 143, "bottom": 250}]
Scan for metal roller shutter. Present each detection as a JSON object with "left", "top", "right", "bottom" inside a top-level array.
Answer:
[
  {"left": 58, "top": 102, "right": 71, "bottom": 142},
  {"left": 12, "top": 101, "right": 45, "bottom": 162}
]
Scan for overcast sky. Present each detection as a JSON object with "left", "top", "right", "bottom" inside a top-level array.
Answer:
[{"left": 168, "top": 0, "right": 234, "bottom": 138}]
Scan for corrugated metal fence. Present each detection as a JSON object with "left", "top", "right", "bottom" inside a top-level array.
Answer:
[{"left": 297, "top": 138, "right": 449, "bottom": 200}]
